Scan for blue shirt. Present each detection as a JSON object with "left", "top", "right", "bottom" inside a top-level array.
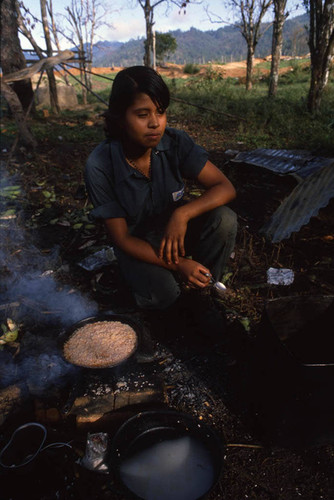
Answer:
[{"left": 85, "top": 127, "right": 209, "bottom": 243}]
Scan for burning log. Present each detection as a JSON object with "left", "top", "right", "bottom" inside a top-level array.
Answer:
[{"left": 67, "top": 367, "right": 166, "bottom": 429}]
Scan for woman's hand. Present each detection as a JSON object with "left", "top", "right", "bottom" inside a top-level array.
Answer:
[
  {"left": 159, "top": 209, "right": 188, "bottom": 264},
  {"left": 175, "top": 258, "right": 211, "bottom": 289}
]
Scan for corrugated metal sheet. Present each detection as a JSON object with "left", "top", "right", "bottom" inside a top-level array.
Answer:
[
  {"left": 231, "top": 148, "right": 334, "bottom": 179},
  {"left": 260, "top": 163, "right": 334, "bottom": 242}
]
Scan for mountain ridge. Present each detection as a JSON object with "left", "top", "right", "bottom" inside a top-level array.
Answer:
[{"left": 92, "top": 13, "right": 309, "bottom": 67}]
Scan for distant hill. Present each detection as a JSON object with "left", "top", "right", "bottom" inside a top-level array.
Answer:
[{"left": 92, "top": 13, "right": 309, "bottom": 67}]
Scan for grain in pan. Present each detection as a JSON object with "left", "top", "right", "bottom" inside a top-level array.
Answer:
[{"left": 63, "top": 320, "right": 137, "bottom": 368}]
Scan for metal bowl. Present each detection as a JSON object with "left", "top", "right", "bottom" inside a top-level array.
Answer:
[
  {"left": 108, "top": 410, "right": 224, "bottom": 500},
  {"left": 59, "top": 313, "right": 141, "bottom": 369}
]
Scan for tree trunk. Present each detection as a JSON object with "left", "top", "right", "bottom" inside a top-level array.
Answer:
[
  {"left": 0, "top": 80, "right": 37, "bottom": 148},
  {"left": 143, "top": 1, "right": 153, "bottom": 67},
  {"left": 48, "top": 0, "right": 70, "bottom": 86},
  {"left": 306, "top": 0, "right": 334, "bottom": 113},
  {"left": 40, "top": 0, "right": 59, "bottom": 113},
  {"left": 269, "top": 0, "right": 288, "bottom": 97},
  {"left": 246, "top": 45, "right": 254, "bottom": 90},
  {"left": 0, "top": 0, "right": 34, "bottom": 112},
  {"left": 308, "top": 55, "right": 331, "bottom": 112},
  {"left": 78, "top": 48, "right": 88, "bottom": 105}
]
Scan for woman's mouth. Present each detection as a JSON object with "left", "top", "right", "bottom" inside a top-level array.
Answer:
[{"left": 145, "top": 133, "right": 160, "bottom": 140}]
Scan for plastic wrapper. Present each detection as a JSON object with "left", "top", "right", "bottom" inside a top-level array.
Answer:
[
  {"left": 78, "top": 247, "right": 116, "bottom": 271},
  {"left": 80, "top": 432, "right": 109, "bottom": 473},
  {"left": 267, "top": 267, "right": 294, "bottom": 285}
]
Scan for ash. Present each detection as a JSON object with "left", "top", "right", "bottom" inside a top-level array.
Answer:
[{"left": 154, "top": 342, "right": 230, "bottom": 422}]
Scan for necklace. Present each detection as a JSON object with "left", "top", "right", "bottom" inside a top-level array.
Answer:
[{"left": 126, "top": 155, "right": 152, "bottom": 179}]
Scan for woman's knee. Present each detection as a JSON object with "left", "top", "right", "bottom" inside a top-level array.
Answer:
[
  {"left": 133, "top": 279, "right": 181, "bottom": 310},
  {"left": 210, "top": 206, "right": 238, "bottom": 238}
]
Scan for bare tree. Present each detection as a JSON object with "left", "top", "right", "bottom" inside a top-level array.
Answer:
[
  {"left": 231, "top": 0, "right": 273, "bottom": 90},
  {"left": 137, "top": 0, "right": 165, "bottom": 67},
  {"left": 57, "top": 0, "right": 111, "bottom": 103},
  {"left": 136, "top": 0, "right": 191, "bottom": 67},
  {"left": 63, "top": 0, "right": 89, "bottom": 104},
  {"left": 304, "top": 0, "right": 334, "bottom": 113},
  {"left": 0, "top": 0, "right": 36, "bottom": 147},
  {"left": 16, "top": 1, "right": 45, "bottom": 58},
  {"left": 268, "top": 0, "right": 289, "bottom": 96},
  {"left": 47, "top": 0, "right": 70, "bottom": 85},
  {"left": 1, "top": 0, "right": 34, "bottom": 112},
  {"left": 40, "top": 0, "right": 60, "bottom": 113}
]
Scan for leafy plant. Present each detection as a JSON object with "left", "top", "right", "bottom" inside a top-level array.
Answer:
[
  {"left": 0, "top": 319, "right": 19, "bottom": 349},
  {"left": 183, "top": 63, "right": 200, "bottom": 75}
]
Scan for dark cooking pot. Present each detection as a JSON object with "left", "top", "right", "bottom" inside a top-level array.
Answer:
[
  {"left": 58, "top": 312, "right": 142, "bottom": 369},
  {"left": 108, "top": 410, "right": 224, "bottom": 500}
]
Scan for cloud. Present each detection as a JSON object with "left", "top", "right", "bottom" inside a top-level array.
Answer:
[{"left": 105, "top": 18, "right": 145, "bottom": 42}]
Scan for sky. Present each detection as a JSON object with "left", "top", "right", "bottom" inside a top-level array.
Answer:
[{"left": 20, "top": 0, "right": 304, "bottom": 50}]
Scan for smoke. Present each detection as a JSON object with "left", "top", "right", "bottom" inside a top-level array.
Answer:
[
  {"left": 7, "top": 271, "right": 98, "bottom": 327},
  {"left": 0, "top": 161, "right": 98, "bottom": 394}
]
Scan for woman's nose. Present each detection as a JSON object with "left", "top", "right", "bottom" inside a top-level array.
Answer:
[{"left": 148, "top": 114, "right": 159, "bottom": 127}]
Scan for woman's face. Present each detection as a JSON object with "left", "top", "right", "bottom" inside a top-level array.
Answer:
[{"left": 122, "top": 92, "right": 167, "bottom": 150}]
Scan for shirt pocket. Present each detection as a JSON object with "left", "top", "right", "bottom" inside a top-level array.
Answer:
[{"left": 172, "top": 186, "right": 184, "bottom": 202}]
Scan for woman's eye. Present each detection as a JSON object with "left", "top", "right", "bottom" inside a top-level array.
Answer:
[{"left": 138, "top": 113, "right": 148, "bottom": 118}]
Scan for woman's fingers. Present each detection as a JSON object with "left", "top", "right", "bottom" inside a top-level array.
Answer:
[
  {"left": 158, "top": 238, "right": 166, "bottom": 259},
  {"left": 178, "top": 237, "right": 185, "bottom": 257},
  {"left": 160, "top": 235, "right": 185, "bottom": 264}
]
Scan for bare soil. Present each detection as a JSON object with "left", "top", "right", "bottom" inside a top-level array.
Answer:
[
  {"left": 0, "top": 117, "right": 333, "bottom": 499},
  {"left": 57, "top": 58, "right": 296, "bottom": 81}
]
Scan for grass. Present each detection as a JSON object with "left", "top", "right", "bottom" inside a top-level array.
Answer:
[
  {"left": 165, "top": 63, "right": 334, "bottom": 153},
  {"left": 2, "top": 61, "right": 333, "bottom": 154}
]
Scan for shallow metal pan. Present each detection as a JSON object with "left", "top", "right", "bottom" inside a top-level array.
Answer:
[{"left": 58, "top": 312, "right": 142, "bottom": 369}]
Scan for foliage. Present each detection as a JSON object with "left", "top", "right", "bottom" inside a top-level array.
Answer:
[
  {"left": 0, "top": 319, "right": 19, "bottom": 350},
  {"left": 3, "top": 61, "right": 333, "bottom": 155},
  {"left": 156, "top": 32, "right": 177, "bottom": 63},
  {"left": 202, "top": 65, "right": 224, "bottom": 81},
  {"left": 166, "top": 61, "right": 334, "bottom": 153},
  {"left": 183, "top": 63, "right": 200, "bottom": 74}
]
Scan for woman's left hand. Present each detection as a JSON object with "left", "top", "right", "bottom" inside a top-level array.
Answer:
[{"left": 159, "top": 210, "right": 188, "bottom": 264}]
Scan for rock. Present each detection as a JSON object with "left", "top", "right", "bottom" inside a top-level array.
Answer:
[{"left": 35, "top": 83, "right": 78, "bottom": 110}]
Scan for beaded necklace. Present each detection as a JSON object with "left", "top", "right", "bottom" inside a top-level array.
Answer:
[{"left": 126, "top": 156, "right": 152, "bottom": 179}]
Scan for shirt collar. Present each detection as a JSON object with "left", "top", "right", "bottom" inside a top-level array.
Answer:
[
  {"left": 109, "top": 140, "right": 135, "bottom": 185},
  {"left": 110, "top": 127, "right": 174, "bottom": 184},
  {"left": 155, "top": 127, "right": 174, "bottom": 152}
]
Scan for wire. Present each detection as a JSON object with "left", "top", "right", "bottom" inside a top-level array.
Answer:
[
  {"left": 63, "top": 61, "right": 116, "bottom": 82},
  {"left": 0, "top": 422, "right": 46, "bottom": 469},
  {"left": 0, "top": 422, "right": 73, "bottom": 470},
  {"left": 59, "top": 62, "right": 244, "bottom": 121},
  {"left": 59, "top": 63, "right": 108, "bottom": 106}
]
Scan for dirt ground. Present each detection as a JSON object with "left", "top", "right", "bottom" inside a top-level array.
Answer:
[
  {"left": 59, "top": 58, "right": 296, "bottom": 81},
  {"left": 0, "top": 116, "right": 333, "bottom": 499}
]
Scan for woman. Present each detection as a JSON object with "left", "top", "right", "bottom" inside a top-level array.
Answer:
[{"left": 85, "top": 66, "right": 237, "bottom": 312}]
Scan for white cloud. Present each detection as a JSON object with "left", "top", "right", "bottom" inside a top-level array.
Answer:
[{"left": 105, "top": 19, "right": 146, "bottom": 42}]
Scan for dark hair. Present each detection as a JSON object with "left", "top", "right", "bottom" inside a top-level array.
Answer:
[{"left": 104, "top": 66, "right": 170, "bottom": 139}]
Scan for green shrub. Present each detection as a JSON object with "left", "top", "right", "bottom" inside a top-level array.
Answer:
[{"left": 183, "top": 63, "right": 200, "bottom": 74}]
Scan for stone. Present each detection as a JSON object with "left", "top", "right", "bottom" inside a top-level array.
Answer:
[{"left": 35, "top": 83, "right": 78, "bottom": 109}]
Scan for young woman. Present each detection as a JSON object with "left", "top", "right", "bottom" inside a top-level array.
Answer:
[{"left": 85, "top": 66, "right": 237, "bottom": 312}]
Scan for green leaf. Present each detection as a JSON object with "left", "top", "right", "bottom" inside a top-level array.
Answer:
[
  {"left": 3, "top": 329, "right": 18, "bottom": 343},
  {"left": 239, "top": 317, "right": 251, "bottom": 332},
  {"left": 42, "top": 190, "right": 53, "bottom": 198}
]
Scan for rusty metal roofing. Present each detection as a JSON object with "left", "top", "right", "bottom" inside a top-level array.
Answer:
[
  {"left": 260, "top": 163, "right": 334, "bottom": 242},
  {"left": 231, "top": 148, "right": 334, "bottom": 179},
  {"left": 229, "top": 149, "right": 334, "bottom": 242}
]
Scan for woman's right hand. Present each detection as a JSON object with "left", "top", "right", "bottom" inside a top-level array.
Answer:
[{"left": 175, "top": 258, "right": 212, "bottom": 289}]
